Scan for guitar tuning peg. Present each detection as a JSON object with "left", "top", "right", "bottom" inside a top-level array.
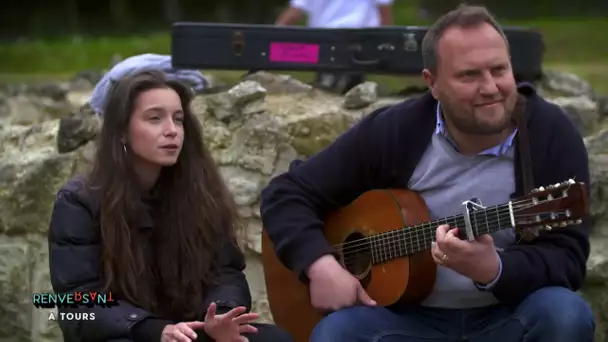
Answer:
[
  {"left": 538, "top": 186, "right": 545, "bottom": 191},
  {"left": 544, "top": 225, "right": 553, "bottom": 231},
  {"left": 554, "top": 183, "right": 561, "bottom": 188},
  {"left": 560, "top": 222, "right": 568, "bottom": 227},
  {"left": 546, "top": 184, "right": 554, "bottom": 189},
  {"left": 568, "top": 179, "right": 575, "bottom": 184}
]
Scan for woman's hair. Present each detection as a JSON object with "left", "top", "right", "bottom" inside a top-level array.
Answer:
[{"left": 87, "top": 70, "right": 240, "bottom": 320}]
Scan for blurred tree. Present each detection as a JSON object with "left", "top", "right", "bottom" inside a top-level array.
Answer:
[
  {"left": 109, "top": 0, "right": 130, "bottom": 30},
  {"left": 0, "top": 0, "right": 606, "bottom": 40},
  {"left": 418, "top": 0, "right": 608, "bottom": 19},
  {"left": 162, "top": 0, "right": 182, "bottom": 23}
]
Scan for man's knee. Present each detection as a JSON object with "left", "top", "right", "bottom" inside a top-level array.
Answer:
[
  {"left": 310, "top": 306, "right": 380, "bottom": 341},
  {"left": 518, "top": 286, "right": 595, "bottom": 338}
]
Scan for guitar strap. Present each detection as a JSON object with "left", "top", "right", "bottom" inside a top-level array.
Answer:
[
  {"left": 512, "top": 94, "right": 536, "bottom": 241},
  {"left": 513, "top": 94, "right": 534, "bottom": 194}
]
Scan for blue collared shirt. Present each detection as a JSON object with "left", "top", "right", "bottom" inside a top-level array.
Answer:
[
  {"left": 435, "top": 103, "right": 517, "bottom": 157},
  {"left": 435, "top": 103, "right": 515, "bottom": 290}
]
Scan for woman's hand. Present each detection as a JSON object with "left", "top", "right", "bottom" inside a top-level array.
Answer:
[
  {"left": 202, "top": 302, "right": 259, "bottom": 342},
  {"left": 161, "top": 321, "right": 205, "bottom": 342}
]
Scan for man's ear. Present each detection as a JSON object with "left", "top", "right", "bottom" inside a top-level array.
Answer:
[{"left": 422, "top": 69, "right": 439, "bottom": 100}]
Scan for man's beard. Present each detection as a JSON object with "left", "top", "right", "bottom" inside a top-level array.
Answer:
[{"left": 441, "top": 99, "right": 515, "bottom": 136}]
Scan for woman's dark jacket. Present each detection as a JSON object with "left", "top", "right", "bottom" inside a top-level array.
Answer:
[{"left": 47, "top": 176, "right": 252, "bottom": 342}]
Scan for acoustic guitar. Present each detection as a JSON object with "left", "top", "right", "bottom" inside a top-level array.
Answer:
[{"left": 261, "top": 179, "right": 589, "bottom": 342}]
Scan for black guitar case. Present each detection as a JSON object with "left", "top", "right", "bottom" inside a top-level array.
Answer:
[{"left": 171, "top": 22, "right": 544, "bottom": 84}]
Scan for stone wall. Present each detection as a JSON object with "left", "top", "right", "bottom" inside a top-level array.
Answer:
[{"left": 1, "top": 71, "right": 607, "bottom": 342}]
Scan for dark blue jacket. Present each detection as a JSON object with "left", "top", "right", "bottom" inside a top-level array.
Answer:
[
  {"left": 260, "top": 86, "right": 591, "bottom": 305},
  {"left": 48, "top": 176, "right": 251, "bottom": 342}
]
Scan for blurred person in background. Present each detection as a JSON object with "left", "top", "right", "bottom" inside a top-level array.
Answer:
[
  {"left": 275, "top": 0, "right": 393, "bottom": 94},
  {"left": 48, "top": 70, "right": 293, "bottom": 342}
]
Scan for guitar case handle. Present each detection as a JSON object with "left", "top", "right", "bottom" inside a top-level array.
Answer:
[
  {"left": 349, "top": 43, "right": 394, "bottom": 68},
  {"left": 351, "top": 55, "right": 383, "bottom": 66}
]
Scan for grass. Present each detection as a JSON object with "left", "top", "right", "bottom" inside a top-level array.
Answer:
[
  {"left": 546, "top": 63, "right": 608, "bottom": 94},
  {"left": 0, "top": 5, "right": 607, "bottom": 94}
]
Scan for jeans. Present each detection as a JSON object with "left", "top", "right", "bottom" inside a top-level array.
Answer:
[
  {"left": 310, "top": 287, "right": 595, "bottom": 342},
  {"left": 196, "top": 323, "right": 294, "bottom": 342},
  {"left": 106, "top": 323, "right": 294, "bottom": 342}
]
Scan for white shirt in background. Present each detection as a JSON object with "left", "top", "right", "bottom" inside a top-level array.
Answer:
[{"left": 290, "top": 0, "right": 393, "bottom": 28}]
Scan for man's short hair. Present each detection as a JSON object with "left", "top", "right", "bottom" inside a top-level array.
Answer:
[{"left": 421, "top": 4, "right": 509, "bottom": 74}]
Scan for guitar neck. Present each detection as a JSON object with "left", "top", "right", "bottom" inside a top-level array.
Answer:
[{"left": 368, "top": 202, "right": 516, "bottom": 265}]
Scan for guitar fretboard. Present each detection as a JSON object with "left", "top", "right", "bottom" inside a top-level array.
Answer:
[{"left": 363, "top": 202, "right": 515, "bottom": 264}]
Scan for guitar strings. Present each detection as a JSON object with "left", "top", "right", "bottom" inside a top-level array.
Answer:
[
  {"left": 334, "top": 180, "right": 578, "bottom": 253},
  {"left": 337, "top": 212, "right": 511, "bottom": 266},
  {"left": 340, "top": 210, "right": 571, "bottom": 266},
  {"left": 335, "top": 196, "right": 572, "bottom": 262},
  {"left": 339, "top": 208, "right": 573, "bottom": 266},
  {"left": 333, "top": 197, "right": 534, "bottom": 251}
]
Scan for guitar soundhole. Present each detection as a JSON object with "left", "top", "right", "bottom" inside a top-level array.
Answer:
[{"left": 340, "top": 231, "right": 372, "bottom": 286}]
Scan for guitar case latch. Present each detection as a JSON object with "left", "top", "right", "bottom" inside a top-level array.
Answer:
[{"left": 232, "top": 31, "right": 245, "bottom": 57}]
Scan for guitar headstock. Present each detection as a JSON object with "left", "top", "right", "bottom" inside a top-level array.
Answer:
[{"left": 514, "top": 179, "right": 589, "bottom": 233}]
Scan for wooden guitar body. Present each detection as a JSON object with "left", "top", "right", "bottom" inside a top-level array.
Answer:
[{"left": 261, "top": 189, "right": 437, "bottom": 342}]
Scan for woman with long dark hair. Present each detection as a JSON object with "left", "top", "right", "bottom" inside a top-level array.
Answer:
[{"left": 48, "top": 70, "right": 293, "bottom": 342}]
